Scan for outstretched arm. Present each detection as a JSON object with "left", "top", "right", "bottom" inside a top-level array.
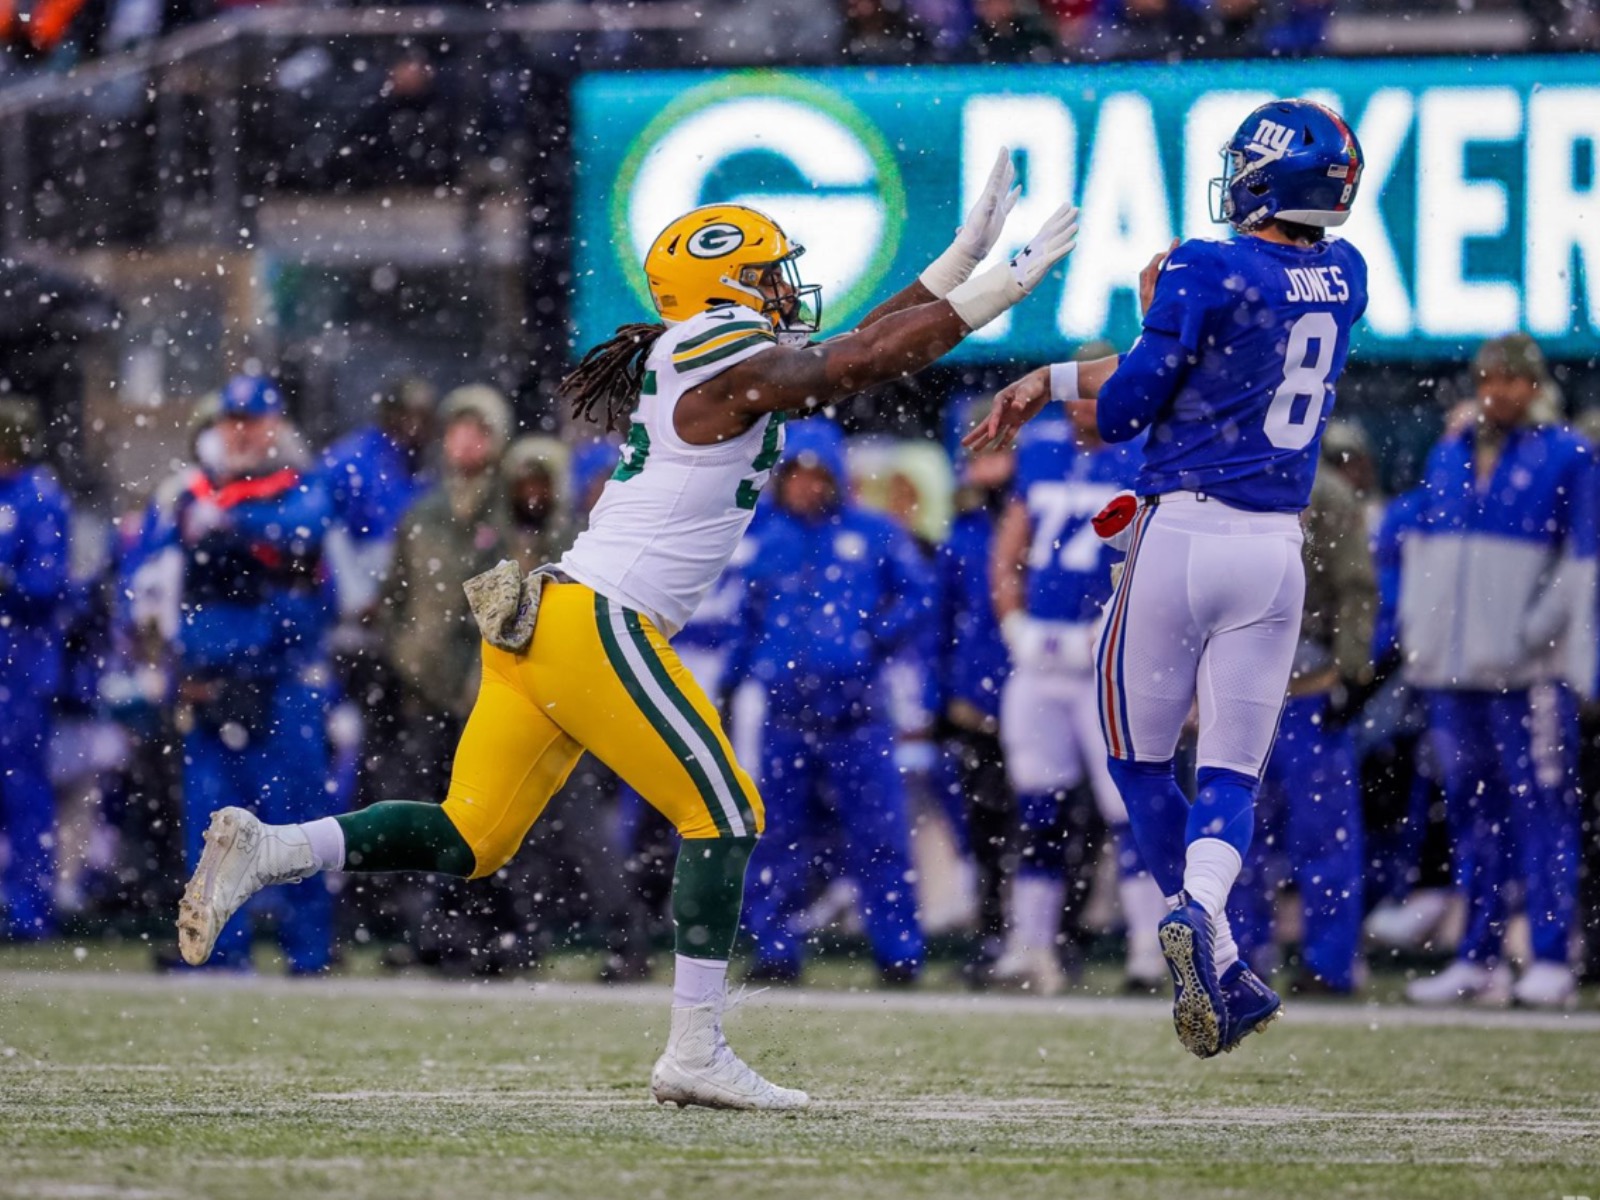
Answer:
[
  {"left": 677, "top": 202, "right": 1080, "bottom": 445},
  {"left": 851, "top": 279, "right": 939, "bottom": 331},
  {"left": 703, "top": 300, "right": 971, "bottom": 420},
  {"left": 961, "top": 356, "right": 1120, "bottom": 454}
]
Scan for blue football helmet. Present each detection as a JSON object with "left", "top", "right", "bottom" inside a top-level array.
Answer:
[
  {"left": 1211, "top": 100, "right": 1364, "bottom": 232},
  {"left": 219, "top": 373, "right": 285, "bottom": 419}
]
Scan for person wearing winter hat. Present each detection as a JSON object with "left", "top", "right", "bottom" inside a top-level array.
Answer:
[
  {"left": 382, "top": 383, "right": 515, "bottom": 724},
  {"left": 1403, "top": 333, "right": 1596, "bottom": 1009},
  {"left": 726, "top": 418, "right": 932, "bottom": 987},
  {"left": 167, "top": 373, "right": 339, "bottom": 973},
  {"left": 501, "top": 434, "right": 574, "bottom": 572}
]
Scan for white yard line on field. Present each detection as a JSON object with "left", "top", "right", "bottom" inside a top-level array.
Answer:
[{"left": 2, "top": 969, "right": 1598, "bottom": 1035}]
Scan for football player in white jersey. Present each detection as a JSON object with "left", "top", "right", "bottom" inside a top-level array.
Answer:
[{"left": 178, "top": 151, "right": 1079, "bottom": 1110}]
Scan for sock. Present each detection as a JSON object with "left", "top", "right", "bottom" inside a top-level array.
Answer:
[
  {"left": 1186, "top": 766, "right": 1257, "bottom": 855},
  {"left": 301, "top": 817, "right": 345, "bottom": 872},
  {"left": 1105, "top": 757, "right": 1188, "bottom": 895},
  {"left": 1211, "top": 907, "right": 1240, "bottom": 974},
  {"left": 1184, "top": 837, "right": 1243, "bottom": 919},
  {"left": 334, "top": 801, "right": 476, "bottom": 876},
  {"left": 672, "top": 836, "right": 756, "bottom": 961},
  {"left": 1010, "top": 874, "right": 1066, "bottom": 954},
  {"left": 672, "top": 954, "right": 730, "bottom": 1008}
]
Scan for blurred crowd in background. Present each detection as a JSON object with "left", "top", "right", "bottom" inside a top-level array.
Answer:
[
  {"left": 1, "top": 325, "right": 1598, "bottom": 1008},
  {"left": 2, "top": 0, "right": 1598, "bottom": 87}
]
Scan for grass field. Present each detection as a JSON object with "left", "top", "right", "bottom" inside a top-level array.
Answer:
[{"left": 4, "top": 949, "right": 1599, "bottom": 1200}]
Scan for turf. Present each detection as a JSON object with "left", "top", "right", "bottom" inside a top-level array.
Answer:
[{"left": 3, "top": 957, "right": 1598, "bottom": 1200}]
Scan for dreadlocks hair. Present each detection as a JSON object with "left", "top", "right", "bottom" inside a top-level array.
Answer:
[{"left": 559, "top": 322, "right": 667, "bottom": 431}]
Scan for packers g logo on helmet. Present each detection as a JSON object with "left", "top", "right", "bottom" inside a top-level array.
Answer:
[
  {"left": 685, "top": 223, "right": 746, "bottom": 259},
  {"left": 644, "top": 204, "right": 822, "bottom": 336}
]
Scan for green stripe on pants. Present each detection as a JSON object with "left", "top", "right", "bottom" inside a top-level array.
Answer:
[
  {"left": 621, "top": 608, "right": 756, "bottom": 835},
  {"left": 592, "top": 593, "right": 732, "bottom": 837}
]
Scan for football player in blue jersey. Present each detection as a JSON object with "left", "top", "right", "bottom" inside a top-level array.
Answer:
[
  {"left": 968, "top": 99, "right": 1368, "bottom": 1057},
  {"left": 989, "top": 396, "right": 1168, "bottom": 994}
]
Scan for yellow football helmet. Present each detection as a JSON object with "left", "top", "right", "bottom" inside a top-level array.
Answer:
[{"left": 643, "top": 204, "right": 822, "bottom": 335}]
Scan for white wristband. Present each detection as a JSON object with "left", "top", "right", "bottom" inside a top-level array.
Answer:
[
  {"left": 1049, "top": 361, "right": 1081, "bottom": 405},
  {"left": 946, "top": 262, "right": 1025, "bottom": 332},
  {"left": 918, "top": 246, "right": 980, "bottom": 300}
]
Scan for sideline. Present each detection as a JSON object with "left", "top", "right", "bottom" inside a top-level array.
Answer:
[{"left": 4, "top": 968, "right": 1599, "bottom": 1034}]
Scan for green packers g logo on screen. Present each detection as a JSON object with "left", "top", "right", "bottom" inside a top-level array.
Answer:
[{"left": 611, "top": 72, "right": 907, "bottom": 332}]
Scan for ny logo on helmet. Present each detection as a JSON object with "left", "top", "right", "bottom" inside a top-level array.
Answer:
[
  {"left": 686, "top": 223, "right": 746, "bottom": 259},
  {"left": 1245, "top": 119, "right": 1296, "bottom": 169}
]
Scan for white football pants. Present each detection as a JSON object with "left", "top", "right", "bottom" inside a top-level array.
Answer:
[{"left": 1095, "top": 493, "right": 1305, "bottom": 777}]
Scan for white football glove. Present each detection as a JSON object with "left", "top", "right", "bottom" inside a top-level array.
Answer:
[
  {"left": 1008, "top": 202, "right": 1080, "bottom": 291},
  {"left": 919, "top": 147, "right": 1021, "bottom": 299},
  {"left": 947, "top": 202, "right": 1080, "bottom": 332}
]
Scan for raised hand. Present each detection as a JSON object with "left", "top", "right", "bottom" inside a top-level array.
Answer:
[
  {"left": 961, "top": 367, "right": 1051, "bottom": 454},
  {"left": 920, "top": 147, "right": 1021, "bottom": 299},
  {"left": 945, "top": 202, "right": 1080, "bottom": 334},
  {"left": 954, "top": 148, "right": 1021, "bottom": 266},
  {"left": 1008, "top": 202, "right": 1081, "bottom": 294}
]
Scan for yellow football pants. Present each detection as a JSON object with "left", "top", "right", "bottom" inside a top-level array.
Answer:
[{"left": 441, "top": 582, "right": 764, "bottom": 878}]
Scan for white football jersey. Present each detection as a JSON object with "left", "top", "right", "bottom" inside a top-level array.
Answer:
[{"left": 559, "top": 307, "right": 785, "bottom": 637}]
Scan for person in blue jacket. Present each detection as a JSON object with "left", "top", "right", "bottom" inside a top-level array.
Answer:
[
  {"left": 937, "top": 441, "right": 1016, "bottom": 980},
  {"left": 0, "top": 397, "right": 72, "bottom": 940},
  {"left": 320, "top": 376, "right": 436, "bottom": 617},
  {"left": 1400, "top": 335, "right": 1597, "bottom": 1009},
  {"left": 169, "top": 374, "right": 339, "bottom": 973},
  {"left": 729, "top": 419, "right": 932, "bottom": 985}
]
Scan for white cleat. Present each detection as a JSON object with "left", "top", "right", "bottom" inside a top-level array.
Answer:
[
  {"left": 1405, "top": 959, "right": 1512, "bottom": 1008},
  {"left": 989, "top": 946, "right": 1067, "bottom": 997},
  {"left": 177, "top": 807, "right": 317, "bottom": 966},
  {"left": 650, "top": 1002, "right": 809, "bottom": 1112},
  {"left": 1512, "top": 961, "right": 1579, "bottom": 1010}
]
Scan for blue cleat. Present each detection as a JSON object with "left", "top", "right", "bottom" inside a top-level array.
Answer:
[
  {"left": 1157, "top": 894, "right": 1233, "bottom": 1058},
  {"left": 1219, "top": 961, "right": 1282, "bottom": 1052}
]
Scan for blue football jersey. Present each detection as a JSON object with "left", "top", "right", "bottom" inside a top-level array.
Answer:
[
  {"left": 1131, "top": 235, "right": 1368, "bottom": 513},
  {"left": 1014, "top": 419, "right": 1143, "bottom": 623}
]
